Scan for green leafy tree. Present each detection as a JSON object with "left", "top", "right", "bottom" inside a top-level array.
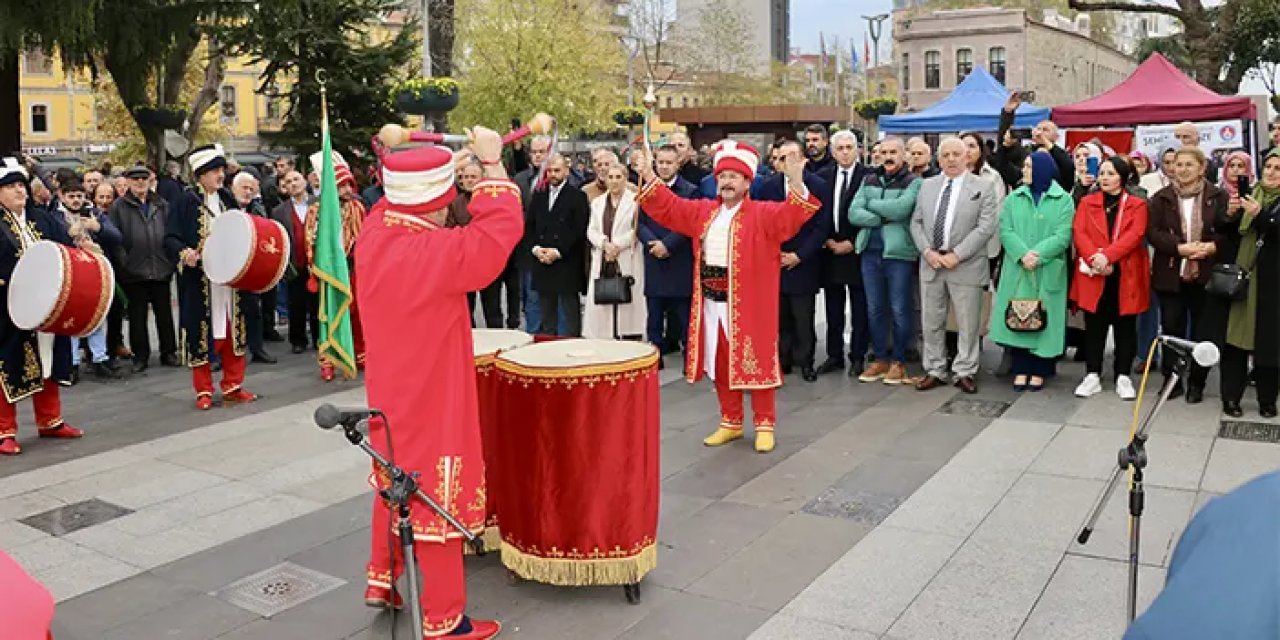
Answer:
[
  {"left": 0, "top": 0, "right": 98, "bottom": 154},
  {"left": 1069, "top": 0, "right": 1280, "bottom": 94},
  {"left": 218, "top": 0, "right": 418, "bottom": 169},
  {"left": 452, "top": 0, "right": 624, "bottom": 133}
]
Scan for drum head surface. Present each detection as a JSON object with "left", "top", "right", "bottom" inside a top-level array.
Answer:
[
  {"left": 498, "top": 338, "right": 655, "bottom": 368},
  {"left": 8, "top": 241, "right": 63, "bottom": 331},
  {"left": 203, "top": 210, "right": 252, "bottom": 285},
  {"left": 472, "top": 329, "right": 533, "bottom": 358}
]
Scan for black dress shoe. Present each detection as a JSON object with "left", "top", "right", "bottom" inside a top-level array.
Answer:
[
  {"left": 780, "top": 364, "right": 793, "bottom": 375},
  {"left": 160, "top": 354, "right": 182, "bottom": 367},
  {"left": 92, "top": 362, "right": 122, "bottom": 380},
  {"left": 1261, "top": 403, "right": 1278, "bottom": 419},
  {"left": 1185, "top": 385, "right": 1204, "bottom": 404},
  {"left": 264, "top": 331, "right": 285, "bottom": 343},
  {"left": 801, "top": 366, "right": 818, "bottom": 382},
  {"left": 1223, "top": 401, "right": 1244, "bottom": 418},
  {"left": 252, "top": 351, "right": 277, "bottom": 364},
  {"left": 132, "top": 359, "right": 149, "bottom": 374},
  {"left": 816, "top": 359, "right": 844, "bottom": 375},
  {"left": 292, "top": 345, "right": 306, "bottom": 354}
]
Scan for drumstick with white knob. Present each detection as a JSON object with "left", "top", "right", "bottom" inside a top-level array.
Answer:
[{"left": 376, "top": 113, "right": 555, "bottom": 149}]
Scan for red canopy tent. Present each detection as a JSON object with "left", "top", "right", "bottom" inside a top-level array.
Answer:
[{"left": 1051, "top": 54, "right": 1256, "bottom": 127}]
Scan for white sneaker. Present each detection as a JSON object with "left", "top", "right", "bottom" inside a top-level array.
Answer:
[
  {"left": 1075, "top": 373, "right": 1103, "bottom": 398},
  {"left": 1116, "top": 375, "right": 1137, "bottom": 401}
]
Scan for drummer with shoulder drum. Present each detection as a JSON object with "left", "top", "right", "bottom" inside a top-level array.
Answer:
[
  {"left": 0, "top": 157, "right": 84, "bottom": 455},
  {"left": 165, "top": 144, "right": 260, "bottom": 411}
]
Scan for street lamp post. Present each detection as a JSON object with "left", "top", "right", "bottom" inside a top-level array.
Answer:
[
  {"left": 860, "top": 13, "right": 890, "bottom": 97},
  {"left": 421, "top": 0, "right": 432, "bottom": 78}
]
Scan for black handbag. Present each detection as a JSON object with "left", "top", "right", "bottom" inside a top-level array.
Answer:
[
  {"left": 593, "top": 259, "right": 634, "bottom": 305},
  {"left": 1207, "top": 235, "right": 1264, "bottom": 301},
  {"left": 1206, "top": 263, "right": 1250, "bottom": 300}
]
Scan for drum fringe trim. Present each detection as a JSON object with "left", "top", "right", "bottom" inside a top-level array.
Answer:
[
  {"left": 500, "top": 542, "right": 656, "bottom": 586},
  {"left": 463, "top": 528, "right": 503, "bottom": 555}
]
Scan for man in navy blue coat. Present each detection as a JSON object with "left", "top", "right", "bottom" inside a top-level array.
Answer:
[
  {"left": 754, "top": 140, "right": 830, "bottom": 382},
  {"left": 816, "top": 131, "right": 871, "bottom": 376},
  {"left": 638, "top": 145, "right": 699, "bottom": 363}
]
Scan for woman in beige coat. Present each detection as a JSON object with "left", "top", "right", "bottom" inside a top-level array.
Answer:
[{"left": 584, "top": 165, "right": 647, "bottom": 339}]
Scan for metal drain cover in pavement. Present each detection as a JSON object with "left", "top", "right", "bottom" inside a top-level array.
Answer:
[
  {"left": 1219, "top": 420, "right": 1280, "bottom": 443},
  {"left": 216, "top": 562, "right": 346, "bottom": 617},
  {"left": 938, "top": 398, "right": 1011, "bottom": 419},
  {"left": 802, "top": 487, "right": 902, "bottom": 525},
  {"left": 20, "top": 498, "right": 133, "bottom": 536}
]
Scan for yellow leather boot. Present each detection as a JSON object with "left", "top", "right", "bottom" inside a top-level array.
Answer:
[
  {"left": 754, "top": 430, "right": 775, "bottom": 453},
  {"left": 703, "top": 426, "right": 743, "bottom": 446}
]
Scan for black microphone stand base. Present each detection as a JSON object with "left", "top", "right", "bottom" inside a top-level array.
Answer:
[{"left": 1076, "top": 357, "right": 1184, "bottom": 624}]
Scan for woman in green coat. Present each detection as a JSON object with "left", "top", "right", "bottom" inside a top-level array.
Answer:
[{"left": 988, "top": 152, "right": 1076, "bottom": 391}]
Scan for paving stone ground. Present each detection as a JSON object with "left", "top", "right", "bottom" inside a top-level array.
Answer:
[{"left": 4, "top": 310, "right": 1277, "bottom": 640}]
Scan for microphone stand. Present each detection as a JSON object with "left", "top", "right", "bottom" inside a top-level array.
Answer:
[
  {"left": 1076, "top": 354, "right": 1187, "bottom": 623},
  {"left": 329, "top": 418, "right": 485, "bottom": 640}
]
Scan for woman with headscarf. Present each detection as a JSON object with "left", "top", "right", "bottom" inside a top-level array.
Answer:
[
  {"left": 1146, "top": 147, "right": 1224, "bottom": 403},
  {"left": 1215, "top": 149, "right": 1280, "bottom": 418},
  {"left": 1071, "top": 156, "right": 1151, "bottom": 400},
  {"left": 989, "top": 152, "right": 1075, "bottom": 391},
  {"left": 1129, "top": 150, "right": 1154, "bottom": 190},
  {"left": 1220, "top": 151, "right": 1255, "bottom": 214}
]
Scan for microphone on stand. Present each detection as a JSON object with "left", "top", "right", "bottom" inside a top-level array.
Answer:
[
  {"left": 1156, "top": 336, "right": 1220, "bottom": 367},
  {"left": 313, "top": 403, "right": 382, "bottom": 430}
]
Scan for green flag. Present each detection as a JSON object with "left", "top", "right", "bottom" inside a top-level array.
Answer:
[{"left": 313, "top": 87, "right": 357, "bottom": 379}]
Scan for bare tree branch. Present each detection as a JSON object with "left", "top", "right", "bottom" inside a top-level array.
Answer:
[
  {"left": 1067, "top": 0, "right": 1186, "bottom": 20},
  {"left": 184, "top": 38, "right": 225, "bottom": 146}
]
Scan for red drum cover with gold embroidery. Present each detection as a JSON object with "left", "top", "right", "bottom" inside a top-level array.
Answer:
[
  {"left": 8, "top": 240, "right": 115, "bottom": 337},
  {"left": 203, "top": 209, "right": 290, "bottom": 293},
  {"left": 493, "top": 338, "right": 661, "bottom": 586}
]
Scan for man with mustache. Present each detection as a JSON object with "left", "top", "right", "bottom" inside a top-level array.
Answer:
[
  {"left": 634, "top": 140, "right": 820, "bottom": 454},
  {"left": 850, "top": 136, "right": 923, "bottom": 386}
]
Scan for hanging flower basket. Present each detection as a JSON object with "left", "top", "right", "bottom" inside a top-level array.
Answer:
[
  {"left": 613, "top": 107, "right": 645, "bottom": 126},
  {"left": 133, "top": 106, "right": 188, "bottom": 130},
  {"left": 391, "top": 77, "right": 460, "bottom": 115},
  {"left": 854, "top": 97, "right": 898, "bottom": 120}
]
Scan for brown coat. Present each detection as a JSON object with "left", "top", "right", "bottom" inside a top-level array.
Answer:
[{"left": 1146, "top": 181, "right": 1226, "bottom": 293}]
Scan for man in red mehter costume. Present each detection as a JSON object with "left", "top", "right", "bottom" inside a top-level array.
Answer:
[
  {"left": 356, "top": 126, "right": 521, "bottom": 639},
  {"left": 635, "top": 140, "right": 819, "bottom": 453}
]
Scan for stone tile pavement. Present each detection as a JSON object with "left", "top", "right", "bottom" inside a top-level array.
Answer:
[{"left": 2, "top": 327, "right": 1276, "bottom": 639}]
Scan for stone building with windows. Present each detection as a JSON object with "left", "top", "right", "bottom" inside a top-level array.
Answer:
[{"left": 893, "top": 7, "right": 1135, "bottom": 113}]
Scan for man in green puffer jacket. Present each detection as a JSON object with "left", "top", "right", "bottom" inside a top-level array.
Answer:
[{"left": 849, "top": 137, "right": 923, "bottom": 385}]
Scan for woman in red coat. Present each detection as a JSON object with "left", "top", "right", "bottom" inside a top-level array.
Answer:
[{"left": 1070, "top": 156, "right": 1150, "bottom": 400}]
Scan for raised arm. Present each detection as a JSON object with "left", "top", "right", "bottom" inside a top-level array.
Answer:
[
  {"left": 438, "top": 180, "right": 526, "bottom": 294},
  {"left": 634, "top": 179, "right": 713, "bottom": 238}
]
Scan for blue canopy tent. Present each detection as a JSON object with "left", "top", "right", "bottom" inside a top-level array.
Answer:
[{"left": 878, "top": 66, "right": 1050, "bottom": 134}]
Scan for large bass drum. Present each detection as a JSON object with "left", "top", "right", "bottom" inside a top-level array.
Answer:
[
  {"left": 203, "top": 210, "right": 290, "bottom": 293},
  {"left": 8, "top": 240, "right": 115, "bottom": 337}
]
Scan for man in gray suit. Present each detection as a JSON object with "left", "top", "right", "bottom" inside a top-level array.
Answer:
[{"left": 909, "top": 137, "right": 999, "bottom": 394}]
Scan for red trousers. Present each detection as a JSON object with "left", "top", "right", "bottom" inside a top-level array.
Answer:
[
  {"left": 366, "top": 497, "right": 466, "bottom": 636},
  {"left": 192, "top": 337, "right": 247, "bottom": 397},
  {"left": 713, "top": 326, "right": 776, "bottom": 431},
  {"left": 0, "top": 380, "right": 63, "bottom": 438}
]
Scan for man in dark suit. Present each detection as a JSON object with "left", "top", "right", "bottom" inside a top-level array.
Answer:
[
  {"left": 269, "top": 169, "right": 319, "bottom": 353},
  {"left": 527, "top": 154, "right": 589, "bottom": 336},
  {"left": 816, "top": 130, "right": 870, "bottom": 375},
  {"left": 804, "top": 124, "right": 835, "bottom": 174},
  {"left": 638, "top": 144, "right": 698, "bottom": 361},
  {"left": 755, "top": 140, "right": 831, "bottom": 382}
]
